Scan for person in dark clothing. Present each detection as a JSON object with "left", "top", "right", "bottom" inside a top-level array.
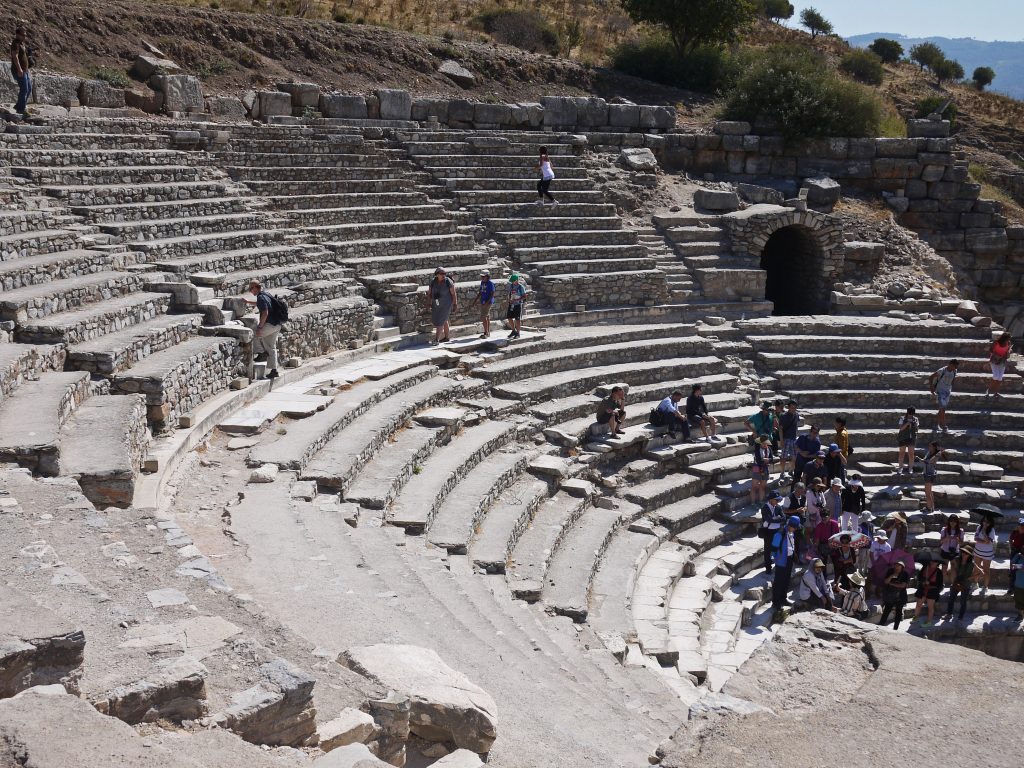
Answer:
[
  {"left": 913, "top": 557, "right": 943, "bottom": 627},
  {"left": 831, "top": 533, "right": 857, "bottom": 589},
  {"left": 778, "top": 400, "right": 800, "bottom": 480},
  {"left": 841, "top": 474, "right": 867, "bottom": 517},
  {"left": 792, "top": 425, "right": 821, "bottom": 490},
  {"left": 771, "top": 516, "right": 803, "bottom": 617},
  {"left": 759, "top": 491, "right": 786, "bottom": 573},
  {"left": 10, "top": 26, "right": 31, "bottom": 116},
  {"left": 823, "top": 442, "right": 847, "bottom": 482},
  {"left": 943, "top": 545, "right": 981, "bottom": 622},
  {"left": 685, "top": 383, "right": 719, "bottom": 441},
  {"left": 596, "top": 386, "right": 626, "bottom": 438},
  {"left": 879, "top": 561, "right": 910, "bottom": 629},
  {"left": 802, "top": 451, "right": 828, "bottom": 489}
]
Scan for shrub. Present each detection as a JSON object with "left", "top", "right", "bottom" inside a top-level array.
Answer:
[
  {"left": 915, "top": 95, "right": 958, "bottom": 129},
  {"left": 475, "top": 9, "right": 560, "bottom": 54},
  {"left": 933, "top": 57, "right": 964, "bottom": 85},
  {"left": 840, "top": 49, "right": 884, "bottom": 85},
  {"left": 90, "top": 67, "right": 131, "bottom": 89},
  {"left": 910, "top": 41, "right": 943, "bottom": 71},
  {"left": 972, "top": 66, "right": 996, "bottom": 90},
  {"left": 722, "top": 45, "right": 883, "bottom": 140},
  {"left": 620, "top": 0, "right": 757, "bottom": 56},
  {"left": 868, "top": 37, "right": 903, "bottom": 64},
  {"left": 612, "top": 34, "right": 739, "bottom": 94},
  {"left": 799, "top": 7, "right": 832, "bottom": 38},
  {"left": 760, "top": 0, "right": 795, "bottom": 22}
]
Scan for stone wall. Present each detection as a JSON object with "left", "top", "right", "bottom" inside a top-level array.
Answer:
[
  {"left": 277, "top": 296, "right": 374, "bottom": 359},
  {"left": 535, "top": 271, "right": 669, "bottom": 312}
]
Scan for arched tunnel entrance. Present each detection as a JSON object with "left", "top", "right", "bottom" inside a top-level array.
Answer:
[{"left": 760, "top": 225, "right": 825, "bottom": 315}]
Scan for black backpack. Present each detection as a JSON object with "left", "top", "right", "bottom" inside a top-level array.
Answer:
[
  {"left": 649, "top": 407, "right": 666, "bottom": 427},
  {"left": 263, "top": 292, "right": 289, "bottom": 325}
]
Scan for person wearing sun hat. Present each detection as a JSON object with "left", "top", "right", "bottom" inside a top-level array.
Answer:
[
  {"left": 836, "top": 570, "right": 869, "bottom": 619},
  {"left": 504, "top": 272, "right": 526, "bottom": 339},
  {"left": 943, "top": 543, "right": 981, "bottom": 622},
  {"left": 797, "top": 558, "right": 836, "bottom": 611},
  {"left": 477, "top": 269, "right": 495, "bottom": 339},
  {"left": 842, "top": 473, "right": 867, "bottom": 528},
  {"left": 426, "top": 266, "right": 457, "bottom": 345},
  {"left": 771, "top": 515, "right": 803, "bottom": 617},
  {"left": 856, "top": 509, "right": 874, "bottom": 575},
  {"left": 879, "top": 559, "right": 910, "bottom": 629}
]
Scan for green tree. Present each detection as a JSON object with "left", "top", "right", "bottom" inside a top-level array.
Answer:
[
  {"left": 761, "top": 0, "right": 794, "bottom": 22},
  {"left": 619, "top": 0, "right": 757, "bottom": 56},
  {"left": 799, "top": 7, "right": 832, "bottom": 38},
  {"left": 933, "top": 57, "right": 964, "bottom": 85},
  {"left": 972, "top": 65, "right": 996, "bottom": 90},
  {"left": 868, "top": 37, "right": 904, "bottom": 64},
  {"left": 840, "top": 49, "right": 885, "bottom": 85},
  {"left": 909, "top": 41, "right": 943, "bottom": 71}
]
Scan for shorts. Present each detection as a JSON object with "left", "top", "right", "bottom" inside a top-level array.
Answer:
[
  {"left": 990, "top": 362, "right": 1006, "bottom": 381},
  {"left": 596, "top": 411, "right": 613, "bottom": 425},
  {"left": 480, "top": 302, "right": 492, "bottom": 317},
  {"left": 973, "top": 547, "right": 994, "bottom": 562},
  {"left": 940, "top": 549, "right": 958, "bottom": 561},
  {"left": 506, "top": 303, "right": 522, "bottom": 320},
  {"left": 782, "top": 438, "right": 797, "bottom": 460},
  {"left": 935, "top": 389, "right": 951, "bottom": 409},
  {"left": 751, "top": 465, "right": 767, "bottom": 477},
  {"left": 897, "top": 437, "right": 916, "bottom": 447},
  {"left": 923, "top": 467, "right": 937, "bottom": 481},
  {"left": 916, "top": 587, "right": 941, "bottom": 601}
]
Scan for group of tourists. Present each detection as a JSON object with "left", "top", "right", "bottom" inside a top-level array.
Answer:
[{"left": 425, "top": 267, "right": 526, "bottom": 344}]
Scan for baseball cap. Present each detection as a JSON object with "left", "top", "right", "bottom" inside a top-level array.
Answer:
[{"left": 509, "top": 273, "right": 519, "bottom": 282}]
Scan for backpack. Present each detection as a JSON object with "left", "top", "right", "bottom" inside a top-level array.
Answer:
[
  {"left": 263, "top": 292, "right": 289, "bottom": 325},
  {"left": 649, "top": 407, "right": 666, "bottom": 427}
]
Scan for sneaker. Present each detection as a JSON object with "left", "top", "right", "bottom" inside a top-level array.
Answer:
[
  {"left": 941, "top": 613, "right": 953, "bottom": 621},
  {"left": 507, "top": 331, "right": 516, "bottom": 338},
  {"left": 993, "top": 392, "right": 1002, "bottom": 399},
  {"left": 511, "top": 331, "right": 520, "bottom": 339},
  {"left": 980, "top": 586, "right": 987, "bottom": 596},
  {"left": 607, "top": 433, "right": 621, "bottom": 440},
  {"left": 267, "top": 369, "right": 279, "bottom": 380}
]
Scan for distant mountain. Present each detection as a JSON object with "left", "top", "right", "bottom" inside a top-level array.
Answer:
[{"left": 847, "top": 33, "right": 1024, "bottom": 99}]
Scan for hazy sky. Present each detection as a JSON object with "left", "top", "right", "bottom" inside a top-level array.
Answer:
[{"left": 788, "top": 1, "right": 1024, "bottom": 41}]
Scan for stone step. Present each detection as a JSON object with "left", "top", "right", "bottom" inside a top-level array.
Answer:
[
  {"left": 60, "top": 394, "right": 149, "bottom": 508},
  {"left": 485, "top": 216, "right": 623, "bottom": 233},
  {"left": 404, "top": 141, "right": 576, "bottom": 156},
  {"left": 443, "top": 177, "right": 595, "bottom": 192},
  {"left": 109, "top": 335, "right": 241, "bottom": 427},
  {"left": 427, "top": 449, "right": 532, "bottom": 553},
  {"left": 151, "top": 243, "right": 315, "bottom": 275},
  {"left": 665, "top": 226, "right": 728, "bottom": 244},
  {"left": 0, "top": 271, "right": 145, "bottom": 323},
  {"left": 239, "top": 178, "right": 411, "bottom": 196},
  {"left": 323, "top": 233, "right": 476, "bottom": 260},
  {"left": 533, "top": 269, "right": 669, "bottom": 310},
  {"left": 494, "top": 354, "right": 726, "bottom": 402},
  {"left": 388, "top": 420, "right": 519, "bottom": 532},
  {"left": 98, "top": 212, "right": 270, "bottom": 241},
  {"left": 774, "top": 370, "right": 1021, "bottom": 394},
  {"left": 501, "top": 229, "right": 637, "bottom": 249},
  {"left": 305, "top": 218, "right": 457, "bottom": 242},
  {"left": 525, "top": 256, "right": 658, "bottom": 277},
  {"left": 128, "top": 228, "right": 288, "bottom": 259},
  {"left": 498, "top": 322, "right": 697, "bottom": 362},
  {"left": 469, "top": 202, "right": 617, "bottom": 219},
  {"left": 217, "top": 152, "right": 387, "bottom": 167},
  {"left": 0, "top": 248, "right": 129, "bottom": 291},
  {"left": 0, "top": 208, "right": 69, "bottom": 236},
  {"left": 845, "top": 428, "right": 1024, "bottom": 454},
  {"left": 0, "top": 228, "right": 93, "bottom": 261},
  {"left": 434, "top": 167, "right": 590, "bottom": 181},
  {"left": 14, "top": 164, "right": 204, "bottom": 186},
  {"left": 0, "top": 131, "right": 169, "bottom": 150},
  {"left": 758, "top": 352, "right": 1001, "bottom": 375},
  {"left": 0, "top": 148, "right": 188, "bottom": 167},
  {"left": 634, "top": 541, "right": 695, "bottom": 662},
  {"left": 675, "top": 520, "right": 738, "bottom": 555},
  {"left": 453, "top": 189, "right": 606, "bottom": 206},
  {"left": 361, "top": 262, "right": 503, "bottom": 289},
  {"left": 740, "top": 316, "right": 990, "bottom": 341},
  {"left": 542, "top": 503, "right": 639, "bottom": 622},
  {"left": 416, "top": 153, "right": 583, "bottom": 168},
  {"left": 337, "top": 249, "right": 484, "bottom": 277},
  {"left": 210, "top": 261, "right": 332, "bottom": 297},
  {"left": 799, "top": 406, "right": 1024, "bottom": 431},
  {"left": 226, "top": 165, "right": 409, "bottom": 182},
  {"left": 223, "top": 138, "right": 365, "bottom": 154},
  {"left": 649, "top": 494, "right": 724, "bottom": 535},
  {"left": 0, "top": 370, "right": 91, "bottom": 475},
  {"left": 300, "top": 376, "right": 461, "bottom": 492},
  {"left": 283, "top": 204, "right": 448, "bottom": 227},
  {"left": 71, "top": 195, "right": 253, "bottom": 223},
  {"left": 42, "top": 180, "right": 230, "bottom": 206},
  {"left": 0, "top": 343, "right": 65, "bottom": 405},
  {"left": 507, "top": 491, "right": 592, "bottom": 601},
  {"left": 260, "top": 191, "right": 430, "bottom": 211},
  {"left": 785, "top": 388, "right": 1024, "bottom": 411},
  {"left": 673, "top": 242, "right": 731, "bottom": 257},
  {"left": 588, "top": 526, "right": 661, "bottom": 642},
  {"left": 622, "top": 474, "right": 705, "bottom": 511},
  {"left": 343, "top": 424, "right": 450, "bottom": 509},
  {"left": 66, "top": 312, "right": 204, "bottom": 376},
  {"left": 15, "top": 291, "right": 172, "bottom": 345},
  {"left": 512, "top": 243, "right": 649, "bottom": 263},
  {"left": 470, "top": 476, "right": 550, "bottom": 573}
]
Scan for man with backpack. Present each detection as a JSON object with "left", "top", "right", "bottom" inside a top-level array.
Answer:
[
  {"left": 248, "top": 280, "right": 287, "bottom": 380},
  {"left": 653, "top": 391, "right": 689, "bottom": 440}
]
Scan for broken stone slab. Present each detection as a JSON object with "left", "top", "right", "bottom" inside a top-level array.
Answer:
[
  {"left": 0, "top": 586, "right": 85, "bottom": 697},
  {"left": 249, "top": 464, "right": 279, "bottom": 484},
  {"left": 844, "top": 241, "right": 885, "bottom": 262},
  {"left": 805, "top": 177, "right": 841, "bottom": 209},
  {"left": 276, "top": 82, "right": 321, "bottom": 112},
  {"left": 955, "top": 300, "right": 980, "bottom": 321},
  {"left": 528, "top": 454, "right": 571, "bottom": 479},
  {"left": 257, "top": 90, "right": 291, "bottom": 119},
  {"left": 149, "top": 75, "right": 204, "bottom": 113},
  {"left": 620, "top": 147, "right": 658, "bottom": 172},
  {"left": 290, "top": 480, "right": 318, "bottom": 501},
  {"left": 145, "top": 588, "right": 189, "bottom": 608},
  {"left": 318, "top": 707, "right": 380, "bottom": 752},
  {"left": 433, "top": 750, "right": 486, "bottom": 767},
  {"left": 119, "top": 616, "right": 241, "bottom": 660},
  {"left": 736, "top": 183, "right": 784, "bottom": 205},
  {"left": 78, "top": 79, "right": 125, "bottom": 109},
  {"left": 688, "top": 691, "right": 773, "bottom": 720},
  {"left": 320, "top": 93, "right": 367, "bottom": 119},
  {"left": 227, "top": 436, "right": 260, "bottom": 451},
  {"left": 130, "top": 53, "right": 180, "bottom": 80},
  {"left": 206, "top": 95, "right": 246, "bottom": 119},
  {"left": 693, "top": 188, "right": 739, "bottom": 212},
  {"left": 313, "top": 743, "right": 391, "bottom": 767},
  {"left": 338, "top": 644, "right": 497, "bottom": 754},
  {"left": 542, "top": 427, "right": 578, "bottom": 448},
  {"left": 439, "top": 60, "right": 476, "bottom": 88},
  {"left": 413, "top": 407, "right": 465, "bottom": 428},
  {"left": 88, "top": 655, "right": 209, "bottom": 724},
  {"left": 560, "top": 478, "right": 596, "bottom": 498}
]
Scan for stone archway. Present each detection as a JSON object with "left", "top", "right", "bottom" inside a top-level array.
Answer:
[{"left": 720, "top": 206, "right": 845, "bottom": 315}]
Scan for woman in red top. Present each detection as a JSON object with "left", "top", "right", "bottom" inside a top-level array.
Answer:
[{"left": 987, "top": 332, "right": 1012, "bottom": 398}]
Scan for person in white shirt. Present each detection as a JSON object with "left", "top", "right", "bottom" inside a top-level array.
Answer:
[{"left": 536, "top": 146, "right": 557, "bottom": 205}]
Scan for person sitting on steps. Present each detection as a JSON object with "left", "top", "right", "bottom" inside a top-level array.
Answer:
[
  {"left": 685, "top": 383, "right": 720, "bottom": 443},
  {"left": 655, "top": 390, "right": 690, "bottom": 441},
  {"left": 596, "top": 386, "right": 626, "bottom": 439}
]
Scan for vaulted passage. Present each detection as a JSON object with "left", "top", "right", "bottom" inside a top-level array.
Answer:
[{"left": 760, "top": 225, "right": 824, "bottom": 315}]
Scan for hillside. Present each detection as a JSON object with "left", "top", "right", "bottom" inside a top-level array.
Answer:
[{"left": 848, "top": 33, "right": 1024, "bottom": 99}]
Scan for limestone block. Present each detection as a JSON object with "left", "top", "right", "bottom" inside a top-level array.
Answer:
[
  {"left": 0, "top": 586, "right": 85, "bottom": 697},
  {"left": 32, "top": 73, "right": 82, "bottom": 107},
  {"left": 513, "top": 102, "right": 543, "bottom": 127},
  {"left": 737, "top": 184, "right": 784, "bottom": 205},
  {"left": 338, "top": 644, "right": 497, "bottom": 753},
  {"left": 411, "top": 98, "right": 448, "bottom": 122},
  {"left": 313, "top": 743, "right": 391, "bottom": 767},
  {"left": 365, "top": 95, "right": 380, "bottom": 119},
  {"left": 805, "top": 177, "right": 841, "bottom": 209},
  {"left": 254, "top": 91, "right": 289, "bottom": 120},
  {"left": 561, "top": 478, "right": 596, "bottom": 498},
  {"left": 130, "top": 53, "right": 180, "bottom": 81},
  {"left": 714, "top": 121, "right": 751, "bottom": 135},
  {"left": 874, "top": 137, "right": 923, "bottom": 158},
  {"left": 693, "top": 188, "right": 739, "bottom": 211},
  {"left": 448, "top": 98, "right": 475, "bottom": 123},
  {"left": 439, "top": 60, "right": 475, "bottom": 88},
  {"left": 211, "top": 657, "right": 317, "bottom": 747},
  {"left": 541, "top": 95, "right": 577, "bottom": 127},
  {"left": 528, "top": 454, "right": 570, "bottom": 479},
  {"left": 206, "top": 95, "right": 246, "bottom": 120},
  {"left": 844, "top": 241, "right": 884, "bottom": 263},
  {"left": 376, "top": 89, "right": 412, "bottom": 120},
  {"left": 473, "top": 102, "right": 511, "bottom": 126},
  {"left": 78, "top": 80, "right": 126, "bottom": 109},
  {"left": 318, "top": 708, "right": 380, "bottom": 752},
  {"left": 579, "top": 97, "right": 608, "bottom": 127},
  {"left": 433, "top": 750, "right": 486, "bottom": 767},
  {"left": 276, "top": 82, "right": 320, "bottom": 112},
  {"left": 248, "top": 464, "right": 279, "bottom": 484},
  {"left": 150, "top": 75, "right": 204, "bottom": 113},
  {"left": 320, "top": 93, "right": 367, "bottom": 119},
  {"left": 640, "top": 105, "right": 675, "bottom": 130},
  {"left": 965, "top": 228, "right": 1008, "bottom": 255},
  {"left": 609, "top": 103, "right": 640, "bottom": 128},
  {"left": 89, "top": 655, "right": 209, "bottom": 724},
  {"left": 620, "top": 147, "right": 658, "bottom": 172},
  {"left": 907, "top": 118, "right": 951, "bottom": 138}
]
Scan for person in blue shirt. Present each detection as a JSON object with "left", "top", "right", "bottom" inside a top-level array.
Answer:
[
  {"left": 477, "top": 270, "right": 495, "bottom": 339},
  {"left": 791, "top": 424, "right": 821, "bottom": 491}
]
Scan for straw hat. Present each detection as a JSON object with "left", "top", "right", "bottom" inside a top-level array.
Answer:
[{"left": 849, "top": 572, "right": 866, "bottom": 587}]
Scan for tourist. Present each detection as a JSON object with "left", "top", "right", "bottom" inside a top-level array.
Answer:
[
  {"left": 426, "top": 267, "right": 457, "bottom": 344},
  {"left": 943, "top": 544, "right": 981, "bottom": 623},
  {"left": 792, "top": 425, "right": 822, "bottom": 491},
  {"left": 771, "top": 400, "right": 786, "bottom": 454},
  {"left": 928, "top": 359, "right": 958, "bottom": 433},
  {"left": 824, "top": 442, "right": 846, "bottom": 482},
  {"left": 972, "top": 515, "right": 998, "bottom": 595},
  {"left": 886, "top": 511, "right": 909, "bottom": 553},
  {"left": 596, "top": 386, "right": 626, "bottom": 439},
  {"left": 536, "top": 146, "right": 557, "bottom": 205},
  {"left": 856, "top": 511, "right": 874, "bottom": 575},
  {"left": 760, "top": 490, "right": 786, "bottom": 573},
  {"left": 248, "top": 280, "right": 284, "bottom": 380},
  {"left": 939, "top": 514, "right": 965, "bottom": 584},
  {"left": 834, "top": 417, "right": 850, "bottom": 461},
  {"left": 778, "top": 401, "right": 800, "bottom": 480},
  {"left": 802, "top": 450, "right": 828, "bottom": 489},
  {"left": 831, "top": 532, "right": 857, "bottom": 589},
  {"left": 797, "top": 558, "right": 836, "bottom": 612},
  {"left": 477, "top": 270, "right": 494, "bottom": 339},
  {"left": 783, "top": 481, "right": 808, "bottom": 524},
  {"left": 1011, "top": 545, "right": 1024, "bottom": 623},
  {"left": 921, "top": 441, "right": 946, "bottom": 513},
  {"left": 1010, "top": 517, "right": 1024, "bottom": 589},
  {"left": 878, "top": 560, "right": 910, "bottom": 630},
  {"left": 825, "top": 477, "right": 845, "bottom": 523},
  {"left": 504, "top": 272, "right": 526, "bottom": 339},
  {"left": 750, "top": 434, "right": 773, "bottom": 505},
  {"left": 870, "top": 529, "right": 892, "bottom": 567},
  {"left": 771, "top": 516, "right": 803, "bottom": 616},
  {"left": 746, "top": 402, "right": 775, "bottom": 447},
  {"left": 685, "top": 383, "right": 719, "bottom": 442},
  {"left": 806, "top": 479, "right": 827, "bottom": 554},
  {"left": 836, "top": 571, "right": 869, "bottom": 620},
  {"left": 654, "top": 391, "right": 690, "bottom": 440},
  {"left": 912, "top": 555, "right": 943, "bottom": 627},
  {"left": 10, "top": 26, "right": 31, "bottom": 117},
  {"left": 841, "top": 473, "right": 866, "bottom": 530},
  {"left": 813, "top": 507, "right": 839, "bottom": 564},
  {"left": 896, "top": 406, "right": 919, "bottom": 474},
  {"left": 986, "top": 332, "right": 1012, "bottom": 398}
]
